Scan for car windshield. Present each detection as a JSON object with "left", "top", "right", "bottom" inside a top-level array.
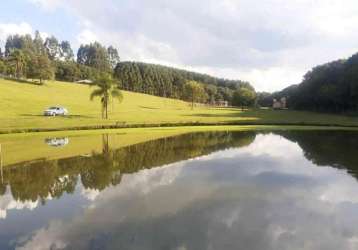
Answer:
[{"left": 49, "top": 107, "right": 60, "bottom": 110}]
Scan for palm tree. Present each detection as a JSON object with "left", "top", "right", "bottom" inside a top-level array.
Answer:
[
  {"left": 9, "top": 49, "right": 26, "bottom": 79},
  {"left": 90, "top": 74, "right": 123, "bottom": 119}
]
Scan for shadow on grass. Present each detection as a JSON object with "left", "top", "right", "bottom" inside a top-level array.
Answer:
[
  {"left": 139, "top": 106, "right": 160, "bottom": 110},
  {"left": 182, "top": 109, "right": 264, "bottom": 123},
  {"left": 183, "top": 112, "right": 243, "bottom": 118},
  {"left": 4, "top": 77, "right": 44, "bottom": 86},
  {"left": 20, "top": 114, "right": 93, "bottom": 119}
]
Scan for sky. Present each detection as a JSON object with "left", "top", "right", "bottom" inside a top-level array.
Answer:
[{"left": 1, "top": 0, "right": 358, "bottom": 92}]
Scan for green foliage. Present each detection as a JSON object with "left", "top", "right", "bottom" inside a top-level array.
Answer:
[
  {"left": 114, "top": 61, "right": 254, "bottom": 103},
  {"left": 77, "top": 42, "right": 111, "bottom": 72},
  {"left": 33, "top": 30, "right": 46, "bottom": 55},
  {"left": 90, "top": 74, "right": 124, "bottom": 119},
  {"left": 55, "top": 61, "right": 101, "bottom": 82},
  {"left": 107, "top": 46, "right": 120, "bottom": 69},
  {"left": 1, "top": 32, "right": 256, "bottom": 104},
  {"left": 44, "top": 36, "right": 74, "bottom": 61},
  {"left": 60, "top": 41, "right": 74, "bottom": 61},
  {"left": 8, "top": 49, "right": 27, "bottom": 79},
  {"left": 232, "top": 87, "right": 257, "bottom": 108},
  {"left": 273, "top": 52, "right": 358, "bottom": 113},
  {"left": 184, "top": 80, "right": 208, "bottom": 109},
  {"left": 256, "top": 92, "right": 272, "bottom": 107},
  {"left": 27, "top": 54, "right": 54, "bottom": 84},
  {"left": 0, "top": 60, "right": 6, "bottom": 75},
  {"left": 44, "top": 36, "right": 61, "bottom": 60}
]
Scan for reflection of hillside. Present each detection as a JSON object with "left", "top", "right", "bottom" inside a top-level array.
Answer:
[
  {"left": 277, "top": 131, "right": 358, "bottom": 177},
  {"left": 0, "top": 131, "right": 256, "bottom": 202}
]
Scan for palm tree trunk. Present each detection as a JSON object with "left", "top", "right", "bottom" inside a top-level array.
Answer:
[{"left": 105, "top": 98, "right": 108, "bottom": 119}]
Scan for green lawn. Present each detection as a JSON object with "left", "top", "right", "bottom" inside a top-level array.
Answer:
[{"left": 1, "top": 78, "right": 358, "bottom": 133}]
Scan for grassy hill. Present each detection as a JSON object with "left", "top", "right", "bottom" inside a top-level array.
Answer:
[
  {"left": 1, "top": 78, "right": 358, "bottom": 133},
  {"left": 0, "top": 78, "right": 238, "bottom": 132}
]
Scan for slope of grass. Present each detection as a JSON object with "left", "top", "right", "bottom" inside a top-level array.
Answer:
[{"left": 1, "top": 78, "right": 358, "bottom": 133}]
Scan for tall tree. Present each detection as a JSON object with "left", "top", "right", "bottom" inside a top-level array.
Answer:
[
  {"left": 44, "top": 36, "right": 61, "bottom": 60},
  {"left": 28, "top": 54, "right": 54, "bottom": 84},
  {"left": 232, "top": 87, "right": 257, "bottom": 110},
  {"left": 33, "top": 30, "right": 46, "bottom": 55},
  {"left": 107, "top": 46, "right": 120, "bottom": 69},
  {"left": 0, "top": 60, "right": 6, "bottom": 75},
  {"left": 77, "top": 42, "right": 111, "bottom": 72},
  {"left": 90, "top": 74, "right": 123, "bottom": 119},
  {"left": 8, "top": 49, "right": 27, "bottom": 79},
  {"left": 5, "top": 35, "right": 23, "bottom": 56},
  {"left": 184, "top": 80, "right": 208, "bottom": 109},
  {"left": 60, "top": 41, "right": 74, "bottom": 61}
]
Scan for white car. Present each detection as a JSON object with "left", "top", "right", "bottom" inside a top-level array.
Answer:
[
  {"left": 45, "top": 137, "right": 69, "bottom": 147},
  {"left": 44, "top": 106, "right": 68, "bottom": 116}
]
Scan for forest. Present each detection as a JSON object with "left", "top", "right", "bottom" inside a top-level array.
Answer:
[
  {"left": 0, "top": 31, "right": 256, "bottom": 107},
  {"left": 259, "top": 52, "right": 358, "bottom": 113}
]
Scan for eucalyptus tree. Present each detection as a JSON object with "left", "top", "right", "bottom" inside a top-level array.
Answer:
[
  {"left": 8, "top": 49, "right": 27, "bottom": 79},
  {"left": 184, "top": 80, "right": 208, "bottom": 109},
  {"left": 90, "top": 74, "right": 123, "bottom": 119}
]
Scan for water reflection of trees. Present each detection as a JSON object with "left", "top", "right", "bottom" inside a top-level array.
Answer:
[
  {"left": 0, "top": 131, "right": 256, "bottom": 202},
  {"left": 278, "top": 130, "right": 358, "bottom": 177}
]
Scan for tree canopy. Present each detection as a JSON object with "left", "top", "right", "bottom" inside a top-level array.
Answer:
[
  {"left": 232, "top": 87, "right": 257, "bottom": 109},
  {"left": 270, "top": 52, "right": 358, "bottom": 113},
  {"left": 0, "top": 30, "right": 255, "bottom": 105}
]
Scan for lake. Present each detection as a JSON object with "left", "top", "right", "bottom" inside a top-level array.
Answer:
[{"left": 0, "top": 130, "right": 358, "bottom": 250}]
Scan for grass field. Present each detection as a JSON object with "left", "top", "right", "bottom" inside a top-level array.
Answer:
[{"left": 1, "top": 78, "right": 358, "bottom": 133}]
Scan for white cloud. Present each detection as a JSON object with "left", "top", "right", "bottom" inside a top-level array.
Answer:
[
  {"left": 76, "top": 29, "right": 97, "bottom": 46},
  {"left": 0, "top": 22, "right": 33, "bottom": 45},
  {"left": 0, "top": 190, "right": 39, "bottom": 219},
  {"left": 14, "top": 133, "right": 358, "bottom": 250},
  {"left": 26, "top": 0, "right": 358, "bottom": 91}
]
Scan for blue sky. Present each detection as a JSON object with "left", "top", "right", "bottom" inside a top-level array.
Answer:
[
  {"left": 1, "top": 0, "right": 358, "bottom": 92},
  {"left": 1, "top": 0, "right": 79, "bottom": 43}
]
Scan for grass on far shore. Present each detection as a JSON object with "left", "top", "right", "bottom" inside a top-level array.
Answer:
[{"left": 1, "top": 78, "right": 358, "bottom": 134}]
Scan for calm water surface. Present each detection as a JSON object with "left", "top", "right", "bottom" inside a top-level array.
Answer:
[{"left": 0, "top": 130, "right": 358, "bottom": 250}]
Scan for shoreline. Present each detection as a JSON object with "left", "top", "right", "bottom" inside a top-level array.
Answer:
[{"left": 1, "top": 122, "right": 358, "bottom": 137}]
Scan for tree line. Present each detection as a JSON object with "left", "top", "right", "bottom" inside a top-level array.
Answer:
[
  {"left": 114, "top": 61, "right": 256, "bottom": 105},
  {"left": 0, "top": 31, "right": 257, "bottom": 107},
  {"left": 259, "top": 52, "right": 358, "bottom": 113}
]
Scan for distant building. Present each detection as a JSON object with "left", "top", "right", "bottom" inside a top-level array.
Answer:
[
  {"left": 273, "top": 97, "right": 287, "bottom": 109},
  {"left": 216, "top": 100, "right": 229, "bottom": 107},
  {"left": 76, "top": 79, "right": 93, "bottom": 84}
]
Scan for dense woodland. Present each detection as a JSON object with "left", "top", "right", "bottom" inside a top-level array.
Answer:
[
  {"left": 259, "top": 52, "right": 358, "bottom": 113},
  {"left": 114, "top": 62, "right": 254, "bottom": 103},
  {"left": 0, "top": 31, "right": 256, "bottom": 106}
]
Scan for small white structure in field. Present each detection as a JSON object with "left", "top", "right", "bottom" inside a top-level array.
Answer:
[
  {"left": 76, "top": 79, "right": 93, "bottom": 84},
  {"left": 216, "top": 100, "right": 229, "bottom": 107},
  {"left": 273, "top": 97, "right": 287, "bottom": 109}
]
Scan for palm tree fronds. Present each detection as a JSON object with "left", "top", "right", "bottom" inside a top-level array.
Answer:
[
  {"left": 90, "top": 89, "right": 105, "bottom": 101},
  {"left": 111, "top": 89, "right": 123, "bottom": 102}
]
